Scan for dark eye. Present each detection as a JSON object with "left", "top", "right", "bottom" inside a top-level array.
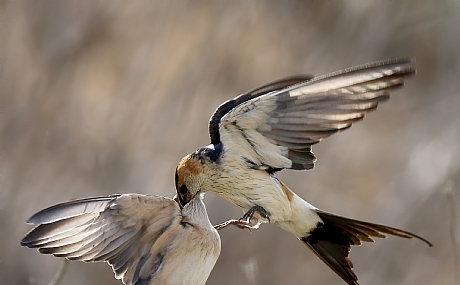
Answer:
[{"left": 179, "top": 185, "right": 188, "bottom": 195}]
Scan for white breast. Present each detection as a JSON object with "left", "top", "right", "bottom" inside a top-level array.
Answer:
[
  {"left": 149, "top": 224, "right": 221, "bottom": 285},
  {"left": 208, "top": 153, "right": 321, "bottom": 236}
]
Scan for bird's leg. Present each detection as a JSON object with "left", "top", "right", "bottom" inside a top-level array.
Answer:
[
  {"left": 241, "top": 205, "right": 270, "bottom": 223},
  {"left": 214, "top": 219, "right": 251, "bottom": 231},
  {"left": 214, "top": 205, "right": 270, "bottom": 231}
]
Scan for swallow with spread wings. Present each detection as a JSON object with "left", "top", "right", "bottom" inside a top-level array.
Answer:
[
  {"left": 174, "top": 58, "right": 432, "bottom": 285},
  {"left": 21, "top": 193, "right": 221, "bottom": 285}
]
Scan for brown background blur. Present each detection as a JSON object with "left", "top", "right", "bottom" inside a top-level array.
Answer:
[{"left": 2, "top": 1, "right": 460, "bottom": 285}]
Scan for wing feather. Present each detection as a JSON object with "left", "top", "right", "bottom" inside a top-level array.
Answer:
[
  {"left": 21, "top": 194, "right": 181, "bottom": 285},
  {"left": 216, "top": 58, "right": 415, "bottom": 170},
  {"left": 209, "top": 75, "right": 313, "bottom": 144}
]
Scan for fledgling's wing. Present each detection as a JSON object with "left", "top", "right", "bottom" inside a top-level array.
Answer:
[
  {"left": 21, "top": 194, "right": 182, "bottom": 285},
  {"left": 210, "top": 59, "right": 415, "bottom": 171}
]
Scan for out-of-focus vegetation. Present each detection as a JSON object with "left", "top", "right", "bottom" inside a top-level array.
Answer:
[{"left": 2, "top": 1, "right": 459, "bottom": 285}]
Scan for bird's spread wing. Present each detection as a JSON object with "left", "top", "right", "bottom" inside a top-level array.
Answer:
[
  {"left": 209, "top": 75, "right": 313, "bottom": 144},
  {"left": 21, "top": 194, "right": 182, "bottom": 285},
  {"left": 212, "top": 58, "right": 415, "bottom": 170}
]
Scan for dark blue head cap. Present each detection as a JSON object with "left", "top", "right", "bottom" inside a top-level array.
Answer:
[{"left": 192, "top": 142, "right": 223, "bottom": 162}]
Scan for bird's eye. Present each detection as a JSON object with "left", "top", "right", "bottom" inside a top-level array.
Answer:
[{"left": 179, "top": 185, "right": 188, "bottom": 195}]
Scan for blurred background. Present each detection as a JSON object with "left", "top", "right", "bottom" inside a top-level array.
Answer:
[{"left": 2, "top": 1, "right": 460, "bottom": 285}]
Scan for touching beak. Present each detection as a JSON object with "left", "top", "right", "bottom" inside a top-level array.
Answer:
[
  {"left": 173, "top": 194, "right": 185, "bottom": 209},
  {"left": 174, "top": 192, "right": 204, "bottom": 209}
]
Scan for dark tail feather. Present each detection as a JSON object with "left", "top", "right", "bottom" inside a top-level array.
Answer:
[{"left": 301, "top": 210, "right": 432, "bottom": 285}]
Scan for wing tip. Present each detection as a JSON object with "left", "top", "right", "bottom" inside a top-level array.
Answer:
[
  {"left": 20, "top": 238, "right": 31, "bottom": 247},
  {"left": 25, "top": 196, "right": 118, "bottom": 225},
  {"left": 317, "top": 57, "right": 416, "bottom": 83},
  {"left": 26, "top": 213, "right": 48, "bottom": 225}
]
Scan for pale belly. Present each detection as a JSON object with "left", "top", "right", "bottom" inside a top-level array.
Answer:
[
  {"left": 212, "top": 169, "right": 295, "bottom": 222},
  {"left": 210, "top": 167, "right": 322, "bottom": 236}
]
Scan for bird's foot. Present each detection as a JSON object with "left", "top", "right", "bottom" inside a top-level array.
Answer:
[
  {"left": 214, "top": 219, "right": 255, "bottom": 231},
  {"left": 214, "top": 205, "right": 270, "bottom": 231},
  {"left": 241, "top": 205, "right": 270, "bottom": 223}
]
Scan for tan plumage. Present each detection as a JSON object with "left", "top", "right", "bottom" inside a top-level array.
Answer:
[
  {"left": 174, "top": 59, "right": 432, "bottom": 285},
  {"left": 21, "top": 193, "right": 221, "bottom": 285}
]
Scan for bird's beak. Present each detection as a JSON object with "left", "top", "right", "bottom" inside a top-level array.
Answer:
[
  {"left": 174, "top": 192, "right": 204, "bottom": 209},
  {"left": 173, "top": 194, "right": 184, "bottom": 209}
]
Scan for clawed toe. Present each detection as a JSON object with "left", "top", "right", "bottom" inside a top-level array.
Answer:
[
  {"left": 242, "top": 205, "right": 270, "bottom": 222},
  {"left": 214, "top": 205, "right": 270, "bottom": 231},
  {"left": 214, "top": 219, "right": 255, "bottom": 231}
]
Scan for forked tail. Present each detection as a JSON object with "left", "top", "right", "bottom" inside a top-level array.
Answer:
[{"left": 301, "top": 210, "right": 432, "bottom": 285}]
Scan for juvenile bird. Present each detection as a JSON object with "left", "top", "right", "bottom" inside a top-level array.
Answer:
[
  {"left": 21, "top": 193, "right": 221, "bottom": 285},
  {"left": 174, "top": 58, "right": 432, "bottom": 285}
]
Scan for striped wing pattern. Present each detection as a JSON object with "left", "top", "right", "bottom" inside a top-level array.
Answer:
[
  {"left": 215, "top": 59, "right": 415, "bottom": 170},
  {"left": 21, "top": 194, "right": 181, "bottom": 285}
]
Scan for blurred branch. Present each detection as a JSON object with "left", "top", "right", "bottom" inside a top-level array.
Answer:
[
  {"left": 29, "top": 259, "right": 69, "bottom": 285},
  {"left": 48, "top": 259, "right": 69, "bottom": 285},
  {"left": 241, "top": 258, "right": 259, "bottom": 285},
  {"left": 445, "top": 180, "right": 459, "bottom": 285}
]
